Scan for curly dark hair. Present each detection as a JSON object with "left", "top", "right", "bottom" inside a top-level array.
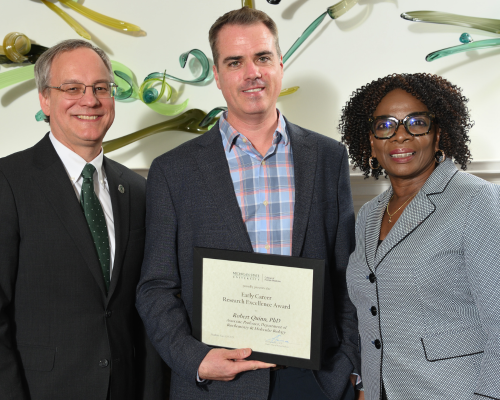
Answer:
[{"left": 338, "top": 73, "right": 473, "bottom": 179}]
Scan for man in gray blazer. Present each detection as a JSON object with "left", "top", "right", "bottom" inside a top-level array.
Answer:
[
  {"left": 137, "top": 7, "right": 360, "bottom": 400},
  {"left": 0, "top": 40, "right": 166, "bottom": 399}
]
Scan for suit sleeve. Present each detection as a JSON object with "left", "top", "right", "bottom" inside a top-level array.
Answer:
[
  {"left": 134, "top": 311, "right": 169, "bottom": 400},
  {"left": 333, "top": 148, "right": 361, "bottom": 374},
  {"left": 463, "top": 184, "right": 500, "bottom": 400},
  {"left": 136, "top": 158, "right": 211, "bottom": 381},
  {"left": 0, "top": 170, "right": 30, "bottom": 399}
]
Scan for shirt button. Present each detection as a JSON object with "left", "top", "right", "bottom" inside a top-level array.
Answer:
[
  {"left": 368, "top": 273, "right": 376, "bottom": 283},
  {"left": 370, "top": 306, "right": 377, "bottom": 316},
  {"left": 242, "top": 138, "right": 247, "bottom": 143},
  {"left": 263, "top": 200, "right": 268, "bottom": 206},
  {"left": 99, "top": 359, "right": 109, "bottom": 368},
  {"left": 262, "top": 160, "right": 266, "bottom": 165},
  {"left": 373, "top": 339, "right": 381, "bottom": 349},
  {"left": 265, "top": 244, "right": 270, "bottom": 250},
  {"left": 105, "top": 310, "right": 112, "bottom": 318}
]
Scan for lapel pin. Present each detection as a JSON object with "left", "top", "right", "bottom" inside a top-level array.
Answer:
[{"left": 118, "top": 184, "right": 125, "bottom": 194}]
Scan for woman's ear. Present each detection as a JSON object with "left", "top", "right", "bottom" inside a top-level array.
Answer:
[
  {"left": 369, "top": 134, "right": 377, "bottom": 158},
  {"left": 434, "top": 126, "right": 441, "bottom": 152}
]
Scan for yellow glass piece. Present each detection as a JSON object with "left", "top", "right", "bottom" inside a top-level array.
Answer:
[
  {"left": 327, "top": 0, "right": 358, "bottom": 19},
  {"left": 279, "top": 86, "right": 299, "bottom": 97},
  {"left": 41, "top": 0, "right": 91, "bottom": 40},
  {"left": 2, "top": 32, "right": 31, "bottom": 63},
  {"left": 59, "top": 0, "right": 142, "bottom": 33},
  {"left": 146, "top": 98, "right": 189, "bottom": 117},
  {"left": 0, "top": 64, "right": 34, "bottom": 91},
  {"left": 102, "top": 109, "right": 209, "bottom": 153},
  {"left": 241, "top": 0, "right": 254, "bottom": 8}
]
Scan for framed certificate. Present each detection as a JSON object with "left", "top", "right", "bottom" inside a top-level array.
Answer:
[{"left": 192, "top": 247, "right": 325, "bottom": 370}]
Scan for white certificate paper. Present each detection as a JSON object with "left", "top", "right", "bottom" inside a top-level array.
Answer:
[{"left": 200, "top": 258, "right": 315, "bottom": 360}]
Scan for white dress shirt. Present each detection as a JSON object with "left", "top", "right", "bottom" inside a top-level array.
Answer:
[{"left": 49, "top": 133, "right": 115, "bottom": 275}]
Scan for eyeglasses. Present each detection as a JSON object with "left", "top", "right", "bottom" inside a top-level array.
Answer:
[
  {"left": 46, "top": 82, "right": 118, "bottom": 99},
  {"left": 369, "top": 112, "right": 435, "bottom": 139}
]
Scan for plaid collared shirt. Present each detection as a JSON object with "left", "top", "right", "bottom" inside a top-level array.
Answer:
[{"left": 220, "top": 111, "right": 295, "bottom": 255}]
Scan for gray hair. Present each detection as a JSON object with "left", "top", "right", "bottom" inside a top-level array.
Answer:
[
  {"left": 34, "top": 39, "right": 113, "bottom": 94},
  {"left": 209, "top": 7, "right": 281, "bottom": 70}
]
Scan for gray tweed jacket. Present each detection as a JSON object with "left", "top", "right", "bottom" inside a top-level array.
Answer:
[
  {"left": 136, "top": 119, "right": 360, "bottom": 400},
  {"left": 347, "top": 158, "right": 500, "bottom": 400}
]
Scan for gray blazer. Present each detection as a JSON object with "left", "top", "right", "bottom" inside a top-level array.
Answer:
[
  {"left": 136, "top": 119, "right": 360, "bottom": 400},
  {"left": 0, "top": 134, "right": 166, "bottom": 400},
  {"left": 347, "top": 158, "right": 500, "bottom": 400}
]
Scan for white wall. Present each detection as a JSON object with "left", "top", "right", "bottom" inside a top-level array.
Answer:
[{"left": 1, "top": 0, "right": 500, "bottom": 169}]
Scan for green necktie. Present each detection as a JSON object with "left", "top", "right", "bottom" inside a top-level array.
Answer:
[{"left": 80, "top": 163, "right": 111, "bottom": 292}]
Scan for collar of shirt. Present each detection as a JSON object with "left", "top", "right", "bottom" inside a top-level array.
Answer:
[
  {"left": 49, "top": 132, "right": 107, "bottom": 188},
  {"left": 219, "top": 110, "right": 289, "bottom": 155}
]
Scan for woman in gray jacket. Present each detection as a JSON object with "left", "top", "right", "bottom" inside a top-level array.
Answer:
[{"left": 339, "top": 73, "right": 500, "bottom": 400}]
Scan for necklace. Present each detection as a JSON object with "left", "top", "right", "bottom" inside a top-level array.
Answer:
[{"left": 386, "top": 192, "right": 417, "bottom": 223}]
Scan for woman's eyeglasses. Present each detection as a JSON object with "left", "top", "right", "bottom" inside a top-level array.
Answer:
[{"left": 369, "top": 112, "right": 435, "bottom": 139}]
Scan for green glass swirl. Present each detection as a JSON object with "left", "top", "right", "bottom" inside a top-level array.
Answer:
[
  {"left": 144, "top": 49, "right": 211, "bottom": 84},
  {"left": 283, "top": 0, "right": 358, "bottom": 64},
  {"left": 426, "top": 37, "right": 500, "bottom": 62},
  {"left": 283, "top": 12, "right": 328, "bottom": 64}
]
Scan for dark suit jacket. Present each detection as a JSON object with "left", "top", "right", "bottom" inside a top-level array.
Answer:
[
  {"left": 0, "top": 134, "right": 166, "bottom": 400},
  {"left": 136, "top": 120, "right": 360, "bottom": 400}
]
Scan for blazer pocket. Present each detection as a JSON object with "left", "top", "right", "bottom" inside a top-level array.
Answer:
[
  {"left": 421, "top": 325, "right": 486, "bottom": 362},
  {"left": 18, "top": 344, "right": 55, "bottom": 371}
]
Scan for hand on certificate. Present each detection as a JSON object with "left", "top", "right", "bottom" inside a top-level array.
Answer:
[{"left": 198, "top": 348, "right": 276, "bottom": 381}]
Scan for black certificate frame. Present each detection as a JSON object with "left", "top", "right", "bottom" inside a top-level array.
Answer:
[{"left": 192, "top": 247, "right": 325, "bottom": 370}]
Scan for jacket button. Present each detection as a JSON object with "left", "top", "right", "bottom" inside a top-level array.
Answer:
[
  {"left": 370, "top": 306, "right": 377, "bottom": 316},
  {"left": 99, "top": 359, "right": 109, "bottom": 368},
  {"left": 373, "top": 339, "right": 381, "bottom": 349},
  {"left": 369, "top": 273, "right": 376, "bottom": 283},
  {"left": 105, "top": 310, "right": 112, "bottom": 318}
]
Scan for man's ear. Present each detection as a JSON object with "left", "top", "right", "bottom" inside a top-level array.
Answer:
[
  {"left": 213, "top": 64, "right": 221, "bottom": 90},
  {"left": 39, "top": 91, "right": 50, "bottom": 117}
]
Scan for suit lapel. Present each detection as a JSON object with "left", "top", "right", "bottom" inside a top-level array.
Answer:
[
  {"left": 287, "top": 121, "right": 317, "bottom": 257},
  {"left": 32, "top": 135, "right": 107, "bottom": 297},
  {"left": 374, "top": 191, "right": 435, "bottom": 269},
  {"left": 373, "top": 159, "right": 458, "bottom": 269},
  {"left": 194, "top": 124, "right": 253, "bottom": 252},
  {"left": 104, "top": 159, "right": 129, "bottom": 299},
  {"left": 364, "top": 189, "right": 391, "bottom": 272}
]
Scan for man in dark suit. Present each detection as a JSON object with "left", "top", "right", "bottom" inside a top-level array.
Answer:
[
  {"left": 0, "top": 39, "right": 166, "bottom": 400},
  {"left": 136, "top": 7, "right": 360, "bottom": 400}
]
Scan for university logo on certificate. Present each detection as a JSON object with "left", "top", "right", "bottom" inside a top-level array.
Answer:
[{"left": 192, "top": 247, "right": 325, "bottom": 370}]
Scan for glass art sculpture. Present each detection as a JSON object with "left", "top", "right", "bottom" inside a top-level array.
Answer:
[
  {"left": 426, "top": 33, "right": 500, "bottom": 62},
  {"left": 0, "top": 32, "right": 48, "bottom": 64},
  {"left": 401, "top": 11, "right": 500, "bottom": 62},
  {"left": 101, "top": 81, "right": 299, "bottom": 153},
  {"left": 40, "top": 0, "right": 145, "bottom": 40},
  {"left": 401, "top": 11, "right": 500, "bottom": 34},
  {"left": 102, "top": 108, "right": 221, "bottom": 153},
  {"left": 241, "top": 0, "right": 254, "bottom": 8},
  {"left": 283, "top": 0, "right": 358, "bottom": 63},
  {"left": 0, "top": 64, "right": 35, "bottom": 91},
  {"left": 41, "top": 0, "right": 91, "bottom": 40}
]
